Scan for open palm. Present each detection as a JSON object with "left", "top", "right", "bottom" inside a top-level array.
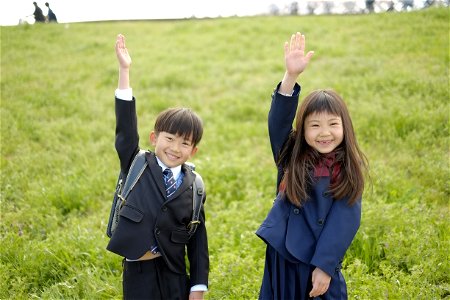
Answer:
[
  {"left": 115, "top": 34, "right": 132, "bottom": 69},
  {"left": 284, "top": 32, "right": 314, "bottom": 76}
]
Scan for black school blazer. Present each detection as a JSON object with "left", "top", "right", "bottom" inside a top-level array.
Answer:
[{"left": 107, "top": 98, "right": 209, "bottom": 287}]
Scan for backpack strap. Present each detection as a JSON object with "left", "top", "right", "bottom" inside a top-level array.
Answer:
[
  {"left": 119, "top": 150, "right": 148, "bottom": 205},
  {"left": 187, "top": 171, "right": 205, "bottom": 236},
  {"left": 107, "top": 150, "right": 148, "bottom": 238}
]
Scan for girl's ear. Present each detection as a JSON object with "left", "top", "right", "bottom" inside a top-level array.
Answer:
[{"left": 149, "top": 131, "right": 157, "bottom": 146}]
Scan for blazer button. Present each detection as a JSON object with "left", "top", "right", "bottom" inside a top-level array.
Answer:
[
  {"left": 155, "top": 228, "right": 160, "bottom": 235},
  {"left": 317, "top": 219, "right": 324, "bottom": 226},
  {"left": 161, "top": 206, "right": 167, "bottom": 212},
  {"left": 293, "top": 208, "right": 300, "bottom": 215}
]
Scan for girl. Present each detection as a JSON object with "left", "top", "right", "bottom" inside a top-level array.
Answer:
[{"left": 256, "top": 32, "right": 368, "bottom": 299}]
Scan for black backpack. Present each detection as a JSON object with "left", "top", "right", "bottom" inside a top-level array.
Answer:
[{"left": 106, "top": 150, "right": 205, "bottom": 238}]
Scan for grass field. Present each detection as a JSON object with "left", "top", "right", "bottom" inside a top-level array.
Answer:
[{"left": 1, "top": 7, "right": 449, "bottom": 299}]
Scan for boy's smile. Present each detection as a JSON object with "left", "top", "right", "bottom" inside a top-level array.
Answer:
[
  {"left": 150, "top": 131, "right": 198, "bottom": 168},
  {"left": 304, "top": 112, "right": 344, "bottom": 153}
]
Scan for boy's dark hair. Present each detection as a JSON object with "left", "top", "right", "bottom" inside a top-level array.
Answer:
[{"left": 154, "top": 107, "right": 203, "bottom": 146}]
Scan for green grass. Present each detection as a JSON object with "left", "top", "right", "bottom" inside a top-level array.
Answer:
[{"left": 1, "top": 7, "right": 449, "bottom": 299}]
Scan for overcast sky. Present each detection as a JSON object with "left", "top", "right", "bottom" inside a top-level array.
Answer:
[
  {"left": 1, "top": 0, "right": 435, "bottom": 26},
  {"left": 1, "top": 0, "right": 299, "bottom": 26}
]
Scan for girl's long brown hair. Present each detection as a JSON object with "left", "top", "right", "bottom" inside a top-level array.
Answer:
[{"left": 278, "top": 89, "right": 368, "bottom": 206}]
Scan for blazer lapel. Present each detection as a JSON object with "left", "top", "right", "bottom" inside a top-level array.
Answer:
[{"left": 146, "top": 152, "right": 167, "bottom": 198}]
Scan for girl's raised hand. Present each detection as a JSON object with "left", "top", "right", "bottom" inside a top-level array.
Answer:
[
  {"left": 115, "top": 34, "right": 132, "bottom": 69},
  {"left": 284, "top": 32, "right": 314, "bottom": 76}
]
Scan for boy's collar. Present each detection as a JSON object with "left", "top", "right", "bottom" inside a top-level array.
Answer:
[{"left": 155, "top": 156, "right": 182, "bottom": 179}]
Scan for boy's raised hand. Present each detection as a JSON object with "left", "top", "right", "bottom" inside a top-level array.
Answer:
[
  {"left": 284, "top": 32, "right": 314, "bottom": 76},
  {"left": 116, "top": 34, "right": 132, "bottom": 69}
]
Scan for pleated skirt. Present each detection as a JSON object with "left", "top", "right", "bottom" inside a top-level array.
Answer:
[{"left": 258, "top": 245, "right": 348, "bottom": 300}]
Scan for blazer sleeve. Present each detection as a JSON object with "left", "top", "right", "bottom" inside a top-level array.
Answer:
[
  {"left": 115, "top": 97, "right": 140, "bottom": 172},
  {"left": 310, "top": 198, "right": 362, "bottom": 276},
  {"left": 186, "top": 193, "right": 209, "bottom": 286},
  {"left": 268, "top": 82, "right": 301, "bottom": 192}
]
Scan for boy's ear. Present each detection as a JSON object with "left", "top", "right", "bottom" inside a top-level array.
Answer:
[
  {"left": 149, "top": 131, "right": 157, "bottom": 146},
  {"left": 190, "top": 146, "right": 198, "bottom": 157}
]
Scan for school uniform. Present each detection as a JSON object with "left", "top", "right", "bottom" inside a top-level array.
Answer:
[
  {"left": 256, "top": 83, "right": 361, "bottom": 300},
  {"left": 107, "top": 95, "right": 209, "bottom": 299}
]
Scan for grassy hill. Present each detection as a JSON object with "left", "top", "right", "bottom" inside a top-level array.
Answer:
[{"left": 1, "top": 7, "right": 448, "bottom": 299}]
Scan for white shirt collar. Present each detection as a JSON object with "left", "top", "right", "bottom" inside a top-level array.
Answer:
[{"left": 155, "top": 156, "right": 182, "bottom": 180}]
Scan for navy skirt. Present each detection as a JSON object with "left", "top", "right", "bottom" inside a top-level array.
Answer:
[{"left": 259, "top": 245, "right": 348, "bottom": 300}]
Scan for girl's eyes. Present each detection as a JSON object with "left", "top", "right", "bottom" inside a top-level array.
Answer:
[{"left": 309, "top": 123, "right": 340, "bottom": 127}]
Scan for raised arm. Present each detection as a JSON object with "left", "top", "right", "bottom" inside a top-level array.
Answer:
[
  {"left": 279, "top": 32, "right": 314, "bottom": 95},
  {"left": 114, "top": 34, "right": 139, "bottom": 172},
  {"left": 115, "top": 34, "right": 132, "bottom": 89},
  {"left": 269, "top": 32, "right": 315, "bottom": 164}
]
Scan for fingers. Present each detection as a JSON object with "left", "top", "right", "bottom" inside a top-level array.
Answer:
[
  {"left": 309, "top": 267, "right": 331, "bottom": 297},
  {"left": 116, "top": 33, "right": 126, "bottom": 50},
  {"left": 289, "top": 32, "right": 302, "bottom": 51},
  {"left": 298, "top": 32, "right": 305, "bottom": 52},
  {"left": 290, "top": 33, "right": 296, "bottom": 52},
  {"left": 287, "top": 32, "right": 308, "bottom": 53},
  {"left": 309, "top": 281, "right": 329, "bottom": 297},
  {"left": 305, "top": 50, "right": 315, "bottom": 61}
]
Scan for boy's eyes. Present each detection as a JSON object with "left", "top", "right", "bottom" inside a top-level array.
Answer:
[{"left": 163, "top": 135, "right": 192, "bottom": 146}]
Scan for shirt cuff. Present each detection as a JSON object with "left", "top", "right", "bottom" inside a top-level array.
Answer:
[
  {"left": 277, "top": 90, "right": 293, "bottom": 97},
  {"left": 115, "top": 88, "right": 133, "bottom": 101},
  {"left": 190, "top": 284, "right": 208, "bottom": 292},
  {"left": 274, "top": 82, "right": 301, "bottom": 97}
]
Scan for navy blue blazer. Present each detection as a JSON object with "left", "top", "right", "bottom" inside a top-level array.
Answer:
[
  {"left": 256, "top": 83, "right": 361, "bottom": 278},
  {"left": 107, "top": 98, "right": 209, "bottom": 286}
]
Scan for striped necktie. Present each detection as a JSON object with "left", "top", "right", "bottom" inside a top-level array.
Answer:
[{"left": 163, "top": 168, "right": 177, "bottom": 197}]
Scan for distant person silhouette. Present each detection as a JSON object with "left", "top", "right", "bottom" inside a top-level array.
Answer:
[
  {"left": 402, "top": 0, "right": 414, "bottom": 10},
  {"left": 32, "top": 2, "right": 45, "bottom": 23},
  {"left": 387, "top": 1, "right": 395, "bottom": 12},
  {"left": 45, "top": 2, "right": 58, "bottom": 22},
  {"left": 365, "top": 0, "right": 375, "bottom": 13}
]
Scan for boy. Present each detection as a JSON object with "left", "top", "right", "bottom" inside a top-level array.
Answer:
[{"left": 107, "top": 34, "right": 209, "bottom": 300}]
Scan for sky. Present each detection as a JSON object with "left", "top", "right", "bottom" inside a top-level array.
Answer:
[
  {"left": 1, "top": 0, "right": 437, "bottom": 26},
  {"left": 0, "top": 0, "right": 299, "bottom": 26}
]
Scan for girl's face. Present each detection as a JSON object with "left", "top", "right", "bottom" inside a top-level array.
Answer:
[{"left": 304, "top": 112, "right": 344, "bottom": 154}]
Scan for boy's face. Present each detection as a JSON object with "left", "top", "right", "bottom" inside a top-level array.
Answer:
[{"left": 150, "top": 131, "right": 198, "bottom": 168}]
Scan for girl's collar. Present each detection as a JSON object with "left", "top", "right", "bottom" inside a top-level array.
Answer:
[{"left": 314, "top": 152, "right": 340, "bottom": 179}]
